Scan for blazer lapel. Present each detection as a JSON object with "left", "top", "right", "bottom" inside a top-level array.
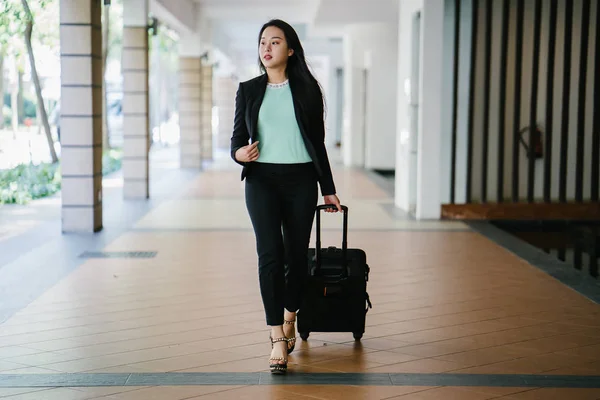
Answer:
[{"left": 250, "top": 74, "right": 268, "bottom": 139}]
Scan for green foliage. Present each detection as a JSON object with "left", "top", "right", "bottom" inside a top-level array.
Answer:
[
  {"left": 104, "top": 0, "right": 123, "bottom": 65},
  {"left": 0, "top": 162, "right": 60, "bottom": 204},
  {"left": 2, "top": 105, "right": 11, "bottom": 125},
  {"left": 0, "top": 1, "right": 27, "bottom": 44},
  {"left": 2, "top": 96, "right": 38, "bottom": 121},
  {"left": 0, "top": 0, "right": 57, "bottom": 60},
  {"left": 102, "top": 148, "right": 123, "bottom": 176},
  {"left": 23, "top": 96, "right": 36, "bottom": 118},
  {"left": 0, "top": 0, "right": 27, "bottom": 59},
  {"left": 0, "top": 149, "right": 123, "bottom": 205}
]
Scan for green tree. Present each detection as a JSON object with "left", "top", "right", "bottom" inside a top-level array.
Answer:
[
  {"left": 0, "top": 1, "right": 25, "bottom": 135},
  {"left": 0, "top": 0, "right": 58, "bottom": 163},
  {"left": 103, "top": 0, "right": 123, "bottom": 149},
  {"left": 0, "top": 54, "right": 4, "bottom": 129}
]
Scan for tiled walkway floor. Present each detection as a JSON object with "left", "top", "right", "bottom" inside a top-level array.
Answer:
[{"left": 0, "top": 151, "right": 599, "bottom": 399}]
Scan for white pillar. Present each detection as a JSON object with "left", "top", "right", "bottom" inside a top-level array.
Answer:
[
  {"left": 197, "top": 16, "right": 214, "bottom": 161},
  {"left": 122, "top": 0, "right": 149, "bottom": 198},
  {"left": 342, "top": 32, "right": 365, "bottom": 167},
  {"left": 214, "top": 76, "right": 237, "bottom": 151},
  {"left": 59, "top": 0, "right": 103, "bottom": 232},
  {"left": 201, "top": 65, "right": 213, "bottom": 161},
  {"left": 342, "top": 23, "right": 398, "bottom": 170},
  {"left": 179, "top": 32, "right": 203, "bottom": 168},
  {"left": 394, "top": 0, "right": 424, "bottom": 212},
  {"left": 416, "top": 0, "right": 445, "bottom": 219}
]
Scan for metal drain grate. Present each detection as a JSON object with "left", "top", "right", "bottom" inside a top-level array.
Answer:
[{"left": 79, "top": 251, "right": 157, "bottom": 259}]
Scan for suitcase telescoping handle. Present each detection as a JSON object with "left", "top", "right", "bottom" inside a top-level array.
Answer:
[{"left": 315, "top": 204, "right": 349, "bottom": 277}]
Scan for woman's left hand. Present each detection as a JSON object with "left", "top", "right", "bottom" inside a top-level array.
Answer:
[{"left": 323, "top": 194, "right": 342, "bottom": 213}]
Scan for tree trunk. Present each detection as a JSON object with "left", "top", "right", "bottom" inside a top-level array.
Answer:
[
  {"left": 17, "top": 70, "right": 23, "bottom": 124},
  {"left": 102, "top": 3, "right": 109, "bottom": 149},
  {"left": 0, "top": 54, "right": 4, "bottom": 129},
  {"left": 11, "top": 72, "right": 18, "bottom": 137},
  {"left": 21, "top": 0, "right": 57, "bottom": 163}
]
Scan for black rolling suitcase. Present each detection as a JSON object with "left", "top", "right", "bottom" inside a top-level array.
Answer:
[{"left": 297, "top": 204, "right": 372, "bottom": 341}]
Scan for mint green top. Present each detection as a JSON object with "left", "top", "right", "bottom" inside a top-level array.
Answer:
[{"left": 255, "top": 80, "right": 312, "bottom": 164}]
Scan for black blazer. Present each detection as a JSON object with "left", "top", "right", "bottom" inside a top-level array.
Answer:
[{"left": 230, "top": 74, "right": 336, "bottom": 196}]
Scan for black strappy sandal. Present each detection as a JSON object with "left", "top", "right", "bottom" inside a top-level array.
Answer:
[
  {"left": 284, "top": 318, "right": 296, "bottom": 354},
  {"left": 269, "top": 336, "right": 288, "bottom": 374}
]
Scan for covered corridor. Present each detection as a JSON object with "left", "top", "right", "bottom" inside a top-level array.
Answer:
[
  {"left": 1, "top": 150, "right": 600, "bottom": 399},
  {"left": 1, "top": 0, "right": 599, "bottom": 398}
]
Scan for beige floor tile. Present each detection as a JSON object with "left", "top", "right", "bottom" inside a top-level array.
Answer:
[
  {"left": 178, "top": 356, "right": 270, "bottom": 373},
  {"left": 362, "top": 350, "right": 423, "bottom": 365},
  {"left": 122, "top": 349, "right": 249, "bottom": 372},
  {"left": 460, "top": 387, "right": 533, "bottom": 397},
  {"left": 203, "top": 386, "right": 321, "bottom": 400},
  {"left": 284, "top": 363, "right": 341, "bottom": 373},
  {"left": 5, "top": 351, "right": 84, "bottom": 366},
  {"left": 452, "top": 351, "right": 598, "bottom": 375},
  {"left": 70, "top": 387, "right": 148, "bottom": 397},
  {"left": 388, "top": 343, "right": 472, "bottom": 358},
  {"left": 433, "top": 346, "right": 526, "bottom": 367},
  {"left": 368, "top": 358, "right": 468, "bottom": 373},
  {"left": 104, "top": 386, "right": 243, "bottom": 400},
  {"left": 133, "top": 199, "right": 253, "bottom": 230},
  {"left": 2, "top": 164, "right": 598, "bottom": 400},
  {"left": 387, "top": 386, "right": 500, "bottom": 399},
  {"left": 216, "top": 342, "right": 272, "bottom": 359},
  {"left": 290, "top": 343, "right": 377, "bottom": 366},
  {"left": 0, "top": 388, "right": 53, "bottom": 398},
  {"left": 82, "top": 365, "right": 160, "bottom": 373},
  {"left": 501, "top": 388, "right": 600, "bottom": 400},
  {"left": 281, "top": 385, "right": 433, "bottom": 400},
  {"left": 16, "top": 339, "right": 90, "bottom": 352},
  {"left": 308, "top": 356, "right": 387, "bottom": 372},
  {"left": 0, "top": 360, "right": 28, "bottom": 372},
  {"left": 0, "top": 388, "right": 105, "bottom": 400},
  {"left": 0, "top": 347, "right": 43, "bottom": 360},
  {"left": 0, "top": 366, "right": 61, "bottom": 374}
]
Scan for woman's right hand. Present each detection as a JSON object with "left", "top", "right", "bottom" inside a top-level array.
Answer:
[{"left": 235, "top": 141, "right": 260, "bottom": 163}]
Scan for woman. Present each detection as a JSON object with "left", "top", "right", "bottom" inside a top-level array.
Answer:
[{"left": 230, "top": 19, "right": 342, "bottom": 374}]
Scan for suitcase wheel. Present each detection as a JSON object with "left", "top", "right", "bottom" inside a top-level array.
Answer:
[
  {"left": 353, "top": 332, "right": 363, "bottom": 341},
  {"left": 300, "top": 332, "right": 310, "bottom": 341}
]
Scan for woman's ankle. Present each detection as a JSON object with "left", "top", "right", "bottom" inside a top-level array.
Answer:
[
  {"left": 271, "top": 325, "right": 284, "bottom": 338},
  {"left": 284, "top": 309, "right": 297, "bottom": 321}
]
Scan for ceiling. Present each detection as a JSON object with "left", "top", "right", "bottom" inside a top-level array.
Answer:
[
  {"left": 193, "top": 0, "right": 320, "bottom": 23},
  {"left": 188, "top": 0, "right": 399, "bottom": 75},
  {"left": 194, "top": 0, "right": 320, "bottom": 65}
]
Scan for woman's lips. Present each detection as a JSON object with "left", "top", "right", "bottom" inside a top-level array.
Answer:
[{"left": 264, "top": 55, "right": 272, "bottom": 60}]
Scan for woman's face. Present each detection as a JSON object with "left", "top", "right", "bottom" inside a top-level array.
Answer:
[{"left": 259, "top": 26, "right": 294, "bottom": 70}]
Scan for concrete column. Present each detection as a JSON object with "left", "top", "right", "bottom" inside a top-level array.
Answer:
[
  {"left": 394, "top": 0, "right": 423, "bottom": 212},
  {"left": 416, "top": 0, "right": 445, "bottom": 219},
  {"left": 214, "top": 76, "right": 237, "bottom": 150},
  {"left": 201, "top": 65, "right": 214, "bottom": 161},
  {"left": 179, "top": 58, "right": 203, "bottom": 168},
  {"left": 179, "top": 33, "right": 202, "bottom": 168},
  {"left": 122, "top": 0, "right": 149, "bottom": 198},
  {"left": 342, "top": 32, "right": 365, "bottom": 167},
  {"left": 59, "top": 0, "right": 103, "bottom": 232},
  {"left": 342, "top": 23, "right": 398, "bottom": 170}
]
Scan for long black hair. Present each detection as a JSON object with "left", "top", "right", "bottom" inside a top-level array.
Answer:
[{"left": 258, "top": 19, "right": 326, "bottom": 120}]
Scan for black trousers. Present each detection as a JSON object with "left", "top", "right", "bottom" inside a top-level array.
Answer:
[{"left": 245, "top": 162, "right": 318, "bottom": 326}]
